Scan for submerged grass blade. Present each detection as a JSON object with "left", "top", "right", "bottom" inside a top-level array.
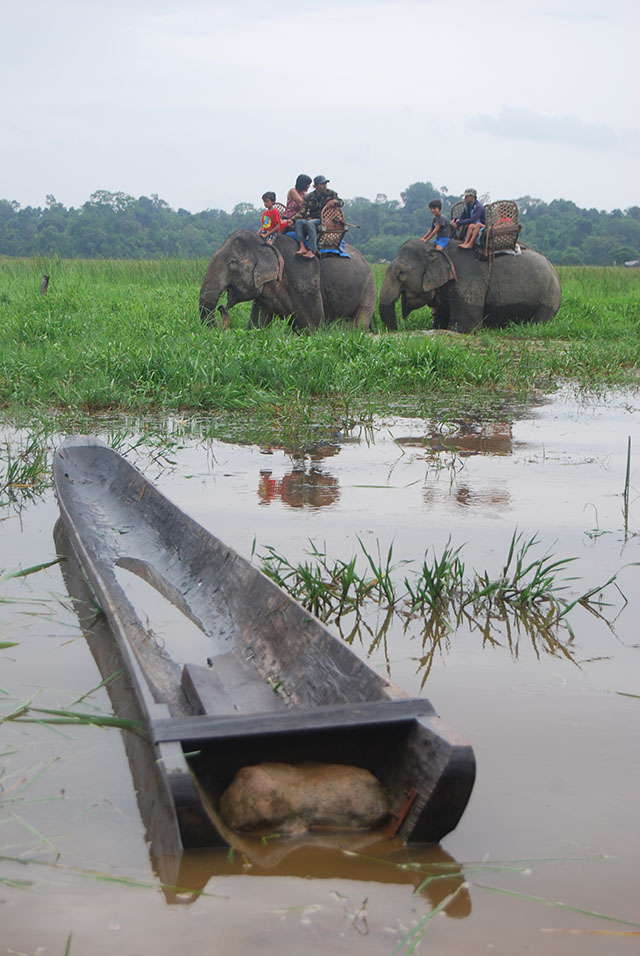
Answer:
[
  {"left": 3, "top": 558, "right": 63, "bottom": 580},
  {"left": 66, "top": 669, "right": 124, "bottom": 707},
  {"left": 10, "top": 706, "right": 145, "bottom": 733},
  {"left": 0, "top": 853, "right": 227, "bottom": 899},
  {"left": 0, "top": 876, "right": 32, "bottom": 889},
  {"left": 9, "top": 810, "right": 60, "bottom": 852},
  {"left": 395, "top": 883, "right": 467, "bottom": 954},
  {"left": 473, "top": 882, "right": 640, "bottom": 929}
]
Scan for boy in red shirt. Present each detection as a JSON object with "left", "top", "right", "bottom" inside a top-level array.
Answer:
[{"left": 259, "top": 192, "right": 282, "bottom": 243}]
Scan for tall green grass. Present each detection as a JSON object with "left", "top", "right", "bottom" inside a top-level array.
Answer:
[{"left": 1, "top": 260, "right": 638, "bottom": 422}]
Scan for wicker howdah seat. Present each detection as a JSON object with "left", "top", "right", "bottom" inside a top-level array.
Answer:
[
  {"left": 317, "top": 202, "right": 348, "bottom": 251},
  {"left": 450, "top": 199, "right": 521, "bottom": 255},
  {"left": 450, "top": 200, "right": 465, "bottom": 240},
  {"left": 483, "top": 200, "right": 521, "bottom": 255},
  {"left": 273, "top": 202, "right": 348, "bottom": 253}
]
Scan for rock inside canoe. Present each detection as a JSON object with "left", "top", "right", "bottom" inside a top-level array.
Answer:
[{"left": 219, "top": 761, "right": 391, "bottom": 835}]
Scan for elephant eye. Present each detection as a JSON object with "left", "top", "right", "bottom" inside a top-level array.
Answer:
[{"left": 397, "top": 271, "right": 407, "bottom": 281}]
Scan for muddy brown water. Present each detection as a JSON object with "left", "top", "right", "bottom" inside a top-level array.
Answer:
[{"left": 1, "top": 387, "right": 639, "bottom": 955}]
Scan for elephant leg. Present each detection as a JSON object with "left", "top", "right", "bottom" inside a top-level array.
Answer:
[
  {"left": 432, "top": 295, "right": 450, "bottom": 330},
  {"left": 248, "top": 300, "right": 273, "bottom": 328},
  {"left": 531, "top": 301, "right": 557, "bottom": 324},
  {"left": 352, "top": 276, "right": 377, "bottom": 330},
  {"left": 448, "top": 301, "right": 484, "bottom": 333}
]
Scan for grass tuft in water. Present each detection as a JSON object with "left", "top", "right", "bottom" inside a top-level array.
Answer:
[
  {"left": 260, "top": 531, "right": 621, "bottom": 667},
  {"left": 404, "top": 539, "right": 465, "bottom": 612},
  {"left": 0, "top": 427, "right": 53, "bottom": 510},
  {"left": 465, "top": 531, "right": 578, "bottom": 611}
]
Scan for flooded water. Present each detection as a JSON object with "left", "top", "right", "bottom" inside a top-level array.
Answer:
[{"left": 1, "top": 387, "right": 639, "bottom": 955}]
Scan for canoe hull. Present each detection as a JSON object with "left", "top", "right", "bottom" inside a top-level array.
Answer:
[{"left": 54, "top": 436, "right": 475, "bottom": 852}]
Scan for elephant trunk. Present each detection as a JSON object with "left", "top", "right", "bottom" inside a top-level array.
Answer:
[
  {"left": 378, "top": 271, "right": 401, "bottom": 331},
  {"left": 199, "top": 279, "right": 225, "bottom": 326}
]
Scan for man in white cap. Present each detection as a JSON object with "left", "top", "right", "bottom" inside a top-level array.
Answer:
[
  {"left": 293, "top": 175, "right": 343, "bottom": 257},
  {"left": 452, "top": 188, "right": 486, "bottom": 249}
]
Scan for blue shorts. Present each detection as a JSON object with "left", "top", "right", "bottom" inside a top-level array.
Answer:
[{"left": 435, "top": 236, "right": 450, "bottom": 249}]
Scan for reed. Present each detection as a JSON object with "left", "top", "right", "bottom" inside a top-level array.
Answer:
[
  {"left": 623, "top": 436, "right": 632, "bottom": 538},
  {"left": 260, "top": 533, "right": 620, "bottom": 654},
  {"left": 465, "top": 531, "right": 577, "bottom": 611},
  {"left": 404, "top": 539, "right": 465, "bottom": 611},
  {"left": 0, "top": 428, "right": 52, "bottom": 508}
]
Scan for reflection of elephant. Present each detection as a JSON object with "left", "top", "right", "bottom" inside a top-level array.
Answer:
[
  {"left": 258, "top": 468, "right": 339, "bottom": 509},
  {"left": 379, "top": 239, "right": 562, "bottom": 333},
  {"left": 199, "top": 230, "right": 376, "bottom": 331},
  {"left": 395, "top": 421, "right": 514, "bottom": 457}
]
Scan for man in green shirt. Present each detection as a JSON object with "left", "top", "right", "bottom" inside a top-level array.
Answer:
[{"left": 293, "top": 175, "right": 343, "bottom": 257}]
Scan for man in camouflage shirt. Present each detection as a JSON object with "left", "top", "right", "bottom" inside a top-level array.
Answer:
[{"left": 293, "top": 175, "right": 343, "bottom": 257}]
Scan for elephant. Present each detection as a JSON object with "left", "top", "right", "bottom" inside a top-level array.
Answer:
[
  {"left": 199, "top": 229, "right": 376, "bottom": 331},
  {"left": 378, "top": 239, "right": 562, "bottom": 333}
]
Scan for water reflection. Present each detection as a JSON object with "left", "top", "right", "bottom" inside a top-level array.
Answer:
[
  {"left": 259, "top": 439, "right": 342, "bottom": 461},
  {"left": 254, "top": 422, "right": 519, "bottom": 513},
  {"left": 154, "top": 842, "right": 471, "bottom": 917},
  {"left": 423, "top": 482, "right": 511, "bottom": 512},
  {"left": 394, "top": 420, "right": 515, "bottom": 457},
  {"left": 336, "top": 601, "right": 585, "bottom": 690},
  {"left": 258, "top": 468, "right": 340, "bottom": 509}
]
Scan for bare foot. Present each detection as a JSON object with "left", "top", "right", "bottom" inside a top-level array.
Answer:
[{"left": 302, "top": 250, "right": 315, "bottom": 258}]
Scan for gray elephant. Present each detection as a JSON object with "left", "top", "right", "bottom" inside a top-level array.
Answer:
[
  {"left": 199, "top": 230, "right": 376, "bottom": 331},
  {"left": 378, "top": 239, "right": 562, "bottom": 333}
]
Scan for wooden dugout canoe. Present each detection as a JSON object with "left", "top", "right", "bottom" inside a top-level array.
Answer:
[{"left": 53, "top": 435, "right": 475, "bottom": 855}]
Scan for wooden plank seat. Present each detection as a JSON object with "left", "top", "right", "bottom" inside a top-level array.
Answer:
[
  {"left": 317, "top": 202, "right": 348, "bottom": 250},
  {"left": 153, "top": 696, "right": 437, "bottom": 746},
  {"left": 181, "top": 656, "right": 285, "bottom": 717}
]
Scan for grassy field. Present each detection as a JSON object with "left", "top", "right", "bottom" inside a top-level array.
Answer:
[{"left": 1, "top": 258, "right": 638, "bottom": 438}]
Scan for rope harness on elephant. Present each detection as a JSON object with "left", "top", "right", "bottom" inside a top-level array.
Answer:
[
  {"left": 442, "top": 249, "right": 457, "bottom": 282},
  {"left": 265, "top": 243, "right": 284, "bottom": 283}
]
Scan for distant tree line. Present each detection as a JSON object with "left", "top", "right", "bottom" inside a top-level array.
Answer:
[{"left": 1, "top": 185, "right": 639, "bottom": 265}]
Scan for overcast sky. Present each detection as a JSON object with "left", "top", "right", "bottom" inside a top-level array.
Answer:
[{"left": 4, "top": 0, "right": 638, "bottom": 214}]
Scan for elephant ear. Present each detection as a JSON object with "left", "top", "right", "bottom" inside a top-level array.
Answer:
[
  {"left": 253, "top": 245, "right": 282, "bottom": 293},
  {"left": 422, "top": 249, "right": 457, "bottom": 294}
]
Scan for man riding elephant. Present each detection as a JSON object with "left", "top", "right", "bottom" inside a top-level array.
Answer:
[
  {"left": 452, "top": 188, "right": 486, "bottom": 250},
  {"left": 293, "top": 175, "right": 343, "bottom": 258}
]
